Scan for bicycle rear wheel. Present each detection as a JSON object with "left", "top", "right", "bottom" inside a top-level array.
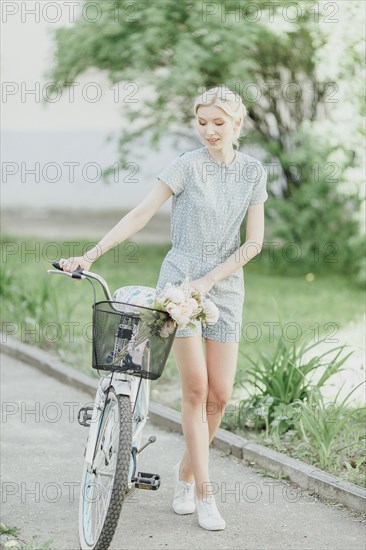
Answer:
[{"left": 79, "top": 389, "right": 132, "bottom": 550}]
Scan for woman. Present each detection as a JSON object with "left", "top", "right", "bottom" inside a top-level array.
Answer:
[{"left": 60, "top": 85, "right": 268, "bottom": 531}]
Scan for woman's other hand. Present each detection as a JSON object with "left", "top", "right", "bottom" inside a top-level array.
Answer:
[
  {"left": 59, "top": 256, "right": 93, "bottom": 273},
  {"left": 189, "top": 274, "right": 215, "bottom": 295}
]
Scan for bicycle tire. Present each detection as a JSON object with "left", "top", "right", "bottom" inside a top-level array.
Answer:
[{"left": 79, "top": 390, "right": 132, "bottom": 550}]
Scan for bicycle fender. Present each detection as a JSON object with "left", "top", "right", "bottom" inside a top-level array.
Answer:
[{"left": 112, "top": 379, "right": 132, "bottom": 397}]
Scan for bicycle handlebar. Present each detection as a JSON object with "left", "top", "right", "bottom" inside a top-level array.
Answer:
[
  {"left": 52, "top": 260, "right": 84, "bottom": 278},
  {"left": 47, "top": 261, "right": 113, "bottom": 300}
]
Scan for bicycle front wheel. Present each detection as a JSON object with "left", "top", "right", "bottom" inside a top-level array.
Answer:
[{"left": 79, "top": 389, "right": 132, "bottom": 550}]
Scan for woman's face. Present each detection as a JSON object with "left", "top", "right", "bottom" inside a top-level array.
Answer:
[{"left": 195, "top": 104, "right": 239, "bottom": 149}]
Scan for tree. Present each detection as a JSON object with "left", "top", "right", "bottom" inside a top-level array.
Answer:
[
  {"left": 46, "top": 0, "right": 365, "bottom": 281},
  {"left": 47, "top": 0, "right": 330, "bottom": 172}
]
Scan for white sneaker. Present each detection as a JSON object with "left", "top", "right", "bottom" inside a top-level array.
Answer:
[
  {"left": 195, "top": 493, "right": 226, "bottom": 530},
  {"left": 172, "top": 461, "right": 195, "bottom": 514}
]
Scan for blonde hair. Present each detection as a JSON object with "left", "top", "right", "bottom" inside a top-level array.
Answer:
[{"left": 193, "top": 85, "right": 247, "bottom": 149}]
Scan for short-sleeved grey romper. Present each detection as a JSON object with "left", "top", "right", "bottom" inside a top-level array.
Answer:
[{"left": 155, "top": 145, "right": 268, "bottom": 343}]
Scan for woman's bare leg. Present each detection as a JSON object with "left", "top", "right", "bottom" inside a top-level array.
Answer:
[
  {"left": 179, "top": 339, "right": 239, "bottom": 487},
  {"left": 172, "top": 335, "right": 212, "bottom": 499}
]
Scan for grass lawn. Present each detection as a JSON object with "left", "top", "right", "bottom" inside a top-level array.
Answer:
[{"left": 1, "top": 234, "right": 364, "bottom": 383}]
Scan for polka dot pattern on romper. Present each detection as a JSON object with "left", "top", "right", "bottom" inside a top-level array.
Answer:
[{"left": 155, "top": 146, "right": 268, "bottom": 343}]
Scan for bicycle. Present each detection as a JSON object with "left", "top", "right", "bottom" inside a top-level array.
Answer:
[{"left": 47, "top": 261, "right": 177, "bottom": 550}]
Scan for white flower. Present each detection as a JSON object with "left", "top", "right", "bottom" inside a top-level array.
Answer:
[
  {"left": 202, "top": 299, "right": 219, "bottom": 324},
  {"left": 186, "top": 297, "right": 201, "bottom": 316},
  {"left": 160, "top": 319, "right": 176, "bottom": 338},
  {"left": 155, "top": 279, "right": 220, "bottom": 330},
  {"left": 166, "top": 301, "right": 194, "bottom": 326},
  {"left": 162, "top": 286, "right": 186, "bottom": 304}
]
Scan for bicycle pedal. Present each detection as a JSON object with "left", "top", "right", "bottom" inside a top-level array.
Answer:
[
  {"left": 133, "top": 472, "right": 161, "bottom": 491},
  {"left": 78, "top": 406, "right": 94, "bottom": 427}
]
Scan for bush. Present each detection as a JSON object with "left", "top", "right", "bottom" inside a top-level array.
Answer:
[
  {"left": 235, "top": 319, "right": 354, "bottom": 433},
  {"left": 249, "top": 125, "right": 365, "bottom": 285}
]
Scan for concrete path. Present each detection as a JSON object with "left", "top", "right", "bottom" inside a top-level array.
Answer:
[
  {"left": 1, "top": 208, "right": 171, "bottom": 243},
  {"left": 1, "top": 354, "right": 365, "bottom": 550}
]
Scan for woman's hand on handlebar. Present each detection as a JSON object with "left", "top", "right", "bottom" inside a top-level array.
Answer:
[{"left": 59, "top": 256, "right": 93, "bottom": 273}]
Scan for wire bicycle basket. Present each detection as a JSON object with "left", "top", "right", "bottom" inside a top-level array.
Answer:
[{"left": 92, "top": 300, "right": 177, "bottom": 380}]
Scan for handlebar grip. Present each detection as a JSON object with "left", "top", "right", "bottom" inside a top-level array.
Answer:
[{"left": 52, "top": 261, "right": 84, "bottom": 278}]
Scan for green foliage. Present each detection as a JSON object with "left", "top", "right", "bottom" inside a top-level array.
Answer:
[
  {"left": 236, "top": 318, "right": 354, "bottom": 433},
  {"left": 0, "top": 523, "right": 20, "bottom": 536},
  {"left": 225, "top": 316, "right": 365, "bottom": 485},
  {"left": 46, "top": 0, "right": 329, "bottom": 162},
  {"left": 0, "top": 264, "right": 16, "bottom": 302},
  {"left": 4, "top": 270, "right": 78, "bottom": 350},
  {"left": 249, "top": 402, "right": 366, "bottom": 487},
  {"left": 261, "top": 125, "right": 365, "bottom": 282},
  {"left": 0, "top": 523, "right": 53, "bottom": 549},
  {"left": 296, "top": 384, "right": 366, "bottom": 470}
]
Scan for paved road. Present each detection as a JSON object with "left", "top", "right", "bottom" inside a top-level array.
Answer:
[
  {"left": 1, "top": 354, "right": 365, "bottom": 550},
  {"left": 1, "top": 208, "right": 171, "bottom": 243}
]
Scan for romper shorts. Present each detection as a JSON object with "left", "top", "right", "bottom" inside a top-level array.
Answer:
[{"left": 156, "top": 246, "right": 244, "bottom": 343}]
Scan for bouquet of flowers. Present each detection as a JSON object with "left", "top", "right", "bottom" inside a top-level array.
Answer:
[
  {"left": 105, "top": 279, "right": 220, "bottom": 369},
  {"left": 148, "top": 276, "right": 220, "bottom": 335}
]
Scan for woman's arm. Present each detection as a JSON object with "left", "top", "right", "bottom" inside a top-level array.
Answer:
[
  {"left": 189, "top": 203, "right": 265, "bottom": 293},
  {"left": 60, "top": 180, "right": 173, "bottom": 271},
  {"left": 86, "top": 180, "right": 173, "bottom": 261}
]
